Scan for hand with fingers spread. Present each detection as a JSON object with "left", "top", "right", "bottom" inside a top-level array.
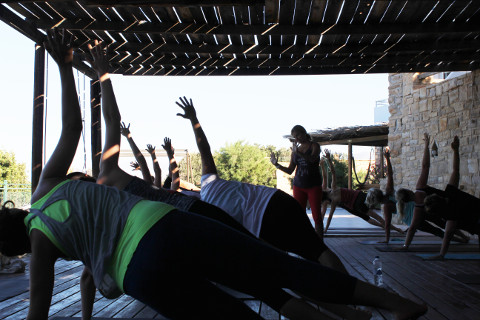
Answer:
[
  {"left": 130, "top": 161, "right": 140, "bottom": 171},
  {"left": 423, "top": 133, "right": 430, "bottom": 146},
  {"left": 146, "top": 144, "right": 156, "bottom": 156},
  {"left": 162, "top": 137, "right": 174, "bottom": 156},
  {"left": 120, "top": 122, "right": 131, "bottom": 138},
  {"left": 451, "top": 135, "right": 459, "bottom": 151},
  {"left": 44, "top": 28, "right": 74, "bottom": 68},
  {"left": 324, "top": 149, "right": 331, "bottom": 160},
  {"left": 384, "top": 148, "right": 391, "bottom": 159},
  {"left": 86, "top": 39, "right": 110, "bottom": 80},
  {"left": 270, "top": 152, "right": 278, "bottom": 166},
  {"left": 175, "top": 97, "right": 197, "bottom": 120}
]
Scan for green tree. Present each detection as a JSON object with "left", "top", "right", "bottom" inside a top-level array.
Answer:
[
  {"left": 0, "top": 150, "right": 28, "bottom": 184},
  {"left": 215, "top": 141, "right": 276, "bottom": 187}
]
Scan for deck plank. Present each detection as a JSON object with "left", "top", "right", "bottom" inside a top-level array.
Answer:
[{"left": 2, "top": 234, "right": 479, "bottom": 319}]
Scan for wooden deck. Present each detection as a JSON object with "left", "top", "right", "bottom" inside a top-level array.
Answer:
[{"left": 1, "top": 229, "right": 479, "bottom": 320}]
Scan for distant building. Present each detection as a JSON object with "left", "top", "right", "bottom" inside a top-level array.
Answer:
[{"left": 374, "top": 99, "right": 389, "bottom": 124}]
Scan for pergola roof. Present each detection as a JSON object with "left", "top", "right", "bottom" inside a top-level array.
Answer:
[
  {"left": 1, "top": 0, "right": 479, "bottom": 77},
  {"left": 285, "top": 124, "right": 389, "bottom": 146}
]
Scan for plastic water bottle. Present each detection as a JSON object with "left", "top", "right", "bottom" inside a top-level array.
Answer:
[{"left": 373, "top": 256, "right": 383, "bottom": 287}]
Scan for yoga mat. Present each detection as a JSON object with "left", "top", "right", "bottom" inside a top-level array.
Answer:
[
  {"left": 359, "top": 238, "right": 467, "bottom": 245},
  {"left": 376, "top": 245, "right": 478, "bottom": 252},
  {"left": 449, "top": 274, "right": 480, "bottom": 284},
  {"left": 416, "top": 253, "right": 480, "bottom": 260},
  {"left": 0, "top": 272, "right": 30, "bottom": 301},
  {"left": 52, "top": 318, "right": 151, "bottom": 320}
]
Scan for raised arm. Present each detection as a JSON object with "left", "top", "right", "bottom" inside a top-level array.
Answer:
[
  {"left": 80, "top": 267, "right": 95, "bottom": 320},
  {"left": 87, "top": 40, "right": 133, "bottom": 189},
  {"left": 448, "top": 136, "right": 460, "bottom": 188},
  {"left": 146, "top": 144, "right": 162, "bottom": 188},
  {"left": 416, "top": 133, "right": 431, "bottom": 190},
  {"left": 176, "top": 97, "right": 217, "bottom": 175},
  {"left": 162, "top": 137, "right": 180, "bottom": 191},
  {"left": 324, "top": 192, "right": 339, "bottom": 234},
  {"left": 33, "top": 29, "right": 82, "bottom": 202},
  {"left": 326, "top": 152, "right": 337, "bottom": 190},
  {"left": 384, "top": 148, "right": 394, "bottom": 196},
  {"left": 120, "top": 122, "right": 152, "bottom": 183},
  {"left": 270, "top": 148, "right": 296, "bottom": 175}
]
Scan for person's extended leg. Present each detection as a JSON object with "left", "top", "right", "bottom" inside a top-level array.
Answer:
[
  {"left": 306, "top": 185, "right": 324, "bottom": 237},
  {"left": 148, "top": 211, "right": 427, "bottom": 319},
  {"left": 189, "top": 200, "right": 254, "bottom": 237},
  {"left": 260, "top": 190, "right": 347, "bottom": 273},
  {"left": 293, "top": 185, "right": 309, "bottom": 210}
]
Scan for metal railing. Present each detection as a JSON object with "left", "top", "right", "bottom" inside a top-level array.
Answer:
[{"left": 0, "top": 180, "right": 31, "bottom": 208}]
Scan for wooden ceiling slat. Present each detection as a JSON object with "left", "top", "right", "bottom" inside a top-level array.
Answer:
[
  {"left": 33, "top": 18, "right": 480, "bottom": 38},
  {"left": 293, "top": 0, "right": 313, "bottom": 25},
  {"left": 217, "top": 6, "right": 235, "bottom": 24},
  {"left": 363, "top": 0, "right": 389, "bottom": 24},
  {"left": 200, "top": 6, "right": 219, "bottom": 24},
  {"left": 2, "top": 1, "right": 478, "bottom": 76},
  {"left": 308, "top": 0, "right": 327, "bottom": 24},
  {"left": 321, "top": 0, "right": 343, "bottom": 24},
  {"left": 265, "top": 0, "right": 279, "bottom": 23},
  {"left": 187, "top": 6, "right": 207, "bottom": 23},
  {"left": 400, "top": 1, "right": 439, "bottom": 24},
  {"left": 249, "top": 4, "right": 264, "bottom": 25},
  {"left": 4, "top": 3, "right": 38, "bottom": 20},
  {"left": 336, "top": 0, "right": 361, "bottom": 24},
  {"left": 173, "top": 6, "right": 195, "bottom": 23},
  {"left": 454, "top": 1, "right": 480, "bottom": 23},
  {"left": 279, "top": 0, "right": 295, "bottom": 24}
]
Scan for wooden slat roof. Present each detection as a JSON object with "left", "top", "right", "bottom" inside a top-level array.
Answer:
[
  {"left": 1, "top": 0, "right": 479, "bottom": 77},
  {"left": 284, "top": 124, "right": 389, "bottom": 146}
]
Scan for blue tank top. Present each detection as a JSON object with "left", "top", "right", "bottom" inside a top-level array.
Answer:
[{"left": 292, "top": 144, "right": 322, "bottom": 188}]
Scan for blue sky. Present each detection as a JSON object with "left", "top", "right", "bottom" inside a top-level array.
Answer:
[{"left": 0, "top": 21, "right": 389, "bottom": 180}]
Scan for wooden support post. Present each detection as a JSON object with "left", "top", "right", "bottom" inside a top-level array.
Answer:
[
  {"left": 348, "top": 142, "right": 353, "bottom": 189},
  {"left": 90, "top": 79, "right": 102, "bottom": 178},
  {"left": 31, "top": 44, "right": 45, "bottom": 194}
]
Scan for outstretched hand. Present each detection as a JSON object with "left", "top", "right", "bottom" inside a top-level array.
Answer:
[
  {"left": 423, "top": 133, "right": 430, "bottom": 146},
  {"left": 44, "top": 28, "right": 74, "bottom": 67},
  {"left": 120, "top": 122, "right": 131, "bottom": 138},
  {"left": 86, "top": 40, "right": 109, "bottom": 78},
  {"left": 176, "top": 97, "right": 196, "bottom": 120},
  {"left": 451, "top": 136, "right": 459, "bottom": 150},
  {"left": 130, "top": 161, "right": 140, "bottom": 171},
  {"left": 384, "top": 147, "right": 391, "bottom": 158},
  {"left": 324, "top": 149, "right": 331, "bottom": 159},
  {"left": 146, "top": 144, "right": 156, "bottom": 155},
  {"left": 270, "top": 152, "right": 278, "bottom": 166},
  {"left": 162, "top": 137, "right": 174, "bottom": 155}
]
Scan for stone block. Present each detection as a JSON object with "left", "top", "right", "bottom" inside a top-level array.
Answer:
[
  {"left": 435, "top": 85, "right": 443, "bottom": 96},
  {"left": 419, "top": 100, "right": 428, "bottom": 112},
  {"left": 447, "top": 78, "right": 458, "bottom": 90},
  {"left": 419, "top": 87, "right": 427, "bottom": 98},
  {"left": 467, "top": 159, "right": 479, "bottom": 174},
  {"left": 448, "top": 88, "right": 459, "bottom": 103},
  {"left": 439, "top": 117, "right": 448, "bottom": 131},
  {"left": 459, "top": 86, "right": 468, "bottom": 102},
  {"left": 440, "top": 95, "right": 448, "bottom": 107}
]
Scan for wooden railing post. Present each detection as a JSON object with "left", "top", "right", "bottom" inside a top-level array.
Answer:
[
  {"left": 31, "top": 44, "right": 45, "bottom": 194},
  {"left": 90, "top": 79, "right": 102, "bottom": 178}
]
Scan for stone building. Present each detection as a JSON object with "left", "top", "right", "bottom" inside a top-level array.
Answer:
[{"left": 384, "top": 70, "right": 480, "bottom": 197}]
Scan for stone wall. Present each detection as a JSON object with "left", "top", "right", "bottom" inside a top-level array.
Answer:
[{"left": 384, "top": 70, "right": 480, "bottom": 197}]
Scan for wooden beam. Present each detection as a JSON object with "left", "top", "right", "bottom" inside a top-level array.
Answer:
[
  {"left": 3, "top": 0, "right": 264, "bottom": 5},
  {"left": 33, "top": 18, "right": 480, "bottom": 37},
  {"left": 348, "top": 142, "right": 352, "bottom": 190},
  {"left": 0, "top": 5, "right": 96, "bottom": 79},
  {"left": 315, "top": 135, "right": 389, "bottom": 147},
  {"left": 31, "top": 44, "right": 45, "bottom": 194},
  {"left": 90, "top": 79, "right": 102, "bottom": 179}
]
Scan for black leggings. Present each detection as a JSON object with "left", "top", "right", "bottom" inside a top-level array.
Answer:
[
  {"left": 260, "top": 190, "right": 329, "bottom": 261},
  {"left": 124, "top": 211, "right": 357, "bottom": 320},
  {"left": 189, "top": 199, "right": 253, "bottom": 237}
]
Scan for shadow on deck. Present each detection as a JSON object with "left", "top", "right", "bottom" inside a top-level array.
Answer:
[{"left": 1, "top": 228, "right": 479, "bottom": 319}]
